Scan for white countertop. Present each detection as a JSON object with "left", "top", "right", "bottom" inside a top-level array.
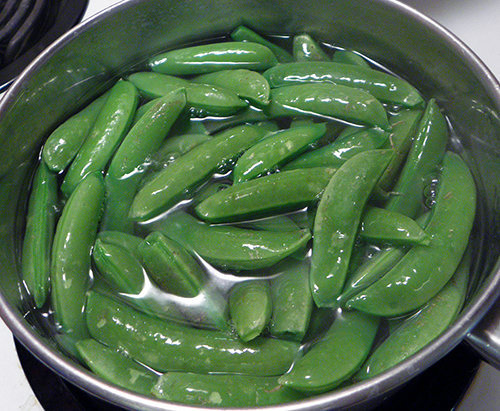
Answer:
[{"left": 2, "top": 0, "right": 500, "bottom": 410}]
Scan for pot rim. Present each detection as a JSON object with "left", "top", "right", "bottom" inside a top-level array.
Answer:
[{"left": 1, "top": 0, "right": 500, "bottom": 410}]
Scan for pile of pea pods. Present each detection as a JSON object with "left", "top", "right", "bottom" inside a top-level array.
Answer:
[{"left": 21, "top": 25, "right": 477, "bottom": 407}]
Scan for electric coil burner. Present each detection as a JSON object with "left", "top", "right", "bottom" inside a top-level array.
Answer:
[{"left": 0, "top": 0, "right": 88, "bottom": 91}]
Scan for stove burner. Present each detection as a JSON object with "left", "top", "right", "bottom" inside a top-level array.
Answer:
[
  {"left": 0, "top": 0, "right": 88, "bottom": 91},
  {"left": 14, "top": 338, "right": 480, "bottom": 411}
]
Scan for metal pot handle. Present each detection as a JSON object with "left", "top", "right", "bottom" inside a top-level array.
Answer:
[{"left": 466, "top": 295, "right": 500, "bottom": 369}]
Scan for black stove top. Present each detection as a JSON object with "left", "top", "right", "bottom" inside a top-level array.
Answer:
[{"left": 15, "top": 339, "right": 480, "bottom": 411}]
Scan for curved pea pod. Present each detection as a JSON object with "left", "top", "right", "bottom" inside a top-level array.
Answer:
[
  {"left": 229, "top": 280, "right": 272, "bottom": 341},
  {"left": 97, "top": 231, "right": 143, "bottom": 259},
  {"left": 102, "top": 89, "right": 187, "bottom": 233},
  {"left": 385, "top": 99, "right": 448, "bottom": 217},
  {"left": 331, "top": 50, "right": 371, "bottom": 68},
  {"left": 232, "top": 123, "right": 327, "bottom": 183},
  {"left": 264, "top": 62, "right": 423, "bottom": 108},
  {"left": 51, "top": 173, "right": 105, "bottom": 340},
  {"left": 310, "top": 150, "right": 393, "bottom": 307},
  {"left": 138, "top": 232, "right": 204, "bottom": 298},
  {"left": 347, "top": 152, "right": 476, "bottom": 316},
  {"left": 129, "top": 125, "right": 267, "bottom": 222},
  {"left": 293, "top": 34, "right": 330, "bottom": 62},
  {"left": 356, "top": 249, "right": 470, "bottom": 380},
  {"left": 86, "top": 291, "right": 300, "bottom": 375},
  {"left": 360, "top": 207, "right": 430, "bottom": 246},
  {"left": 193, "top": 69, "right": 271, "bottom": 107},
  {"left": 265, "top": 83, "right": 390, "bottom": 130},
  {"left": 191, "top": 179, "right": 231, "bottom": 207},
  {"left": 153, "top": 372, "right": 304, "bottom": 407},
  {"left": 149, "top": 41, "right": 278, "bottom": 75},
  {"left": 283, "top": 126, "right": 389, "bottom": 170},
  {"left": 338, "top": 211, "right": 433, "bottom": 308},
  {"left": 195, "top": 167, "right": 337, "bottom": 224},
  {"left": 158, "top": 211, "right": 312, "bottom": 271},
  {"left": 279, "top": 310, "right": 379, "bottom": 393},
  {"left": 76, "top": 339, "right": 158, "bottom": 396},
  {"left": 128, "top": 72, "right": 247, "bottom": 117},
  {"left": 238, "top": 215, "right": 300, "bottom": 232},
  {"left": 42, "top": 92, "right": 109, "bottom": 173},
  {"left": 201, "top": 106, "right": 272, "bottom": 135},
  {"left": 230, "top": 25, "right": 293, "bottom": 63},
  {"left": 270, "top": 260, "right": 313, "bottom": 342},
  {"left": 21, "top": 163, "right": 58, "bottom": 308},
  {"left": 61, "top": 81, "right": 139, "bottom": 196}
]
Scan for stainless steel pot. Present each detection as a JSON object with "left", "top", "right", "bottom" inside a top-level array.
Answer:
[{"left": 1, "top": 0, "right": 500, "bottom": 410}]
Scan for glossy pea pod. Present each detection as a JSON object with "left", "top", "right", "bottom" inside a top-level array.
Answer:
[
  {"left": 51, "top": 173, "right": 105, "bottom": 341},
  {"left": 347, "top": 152, "right": 476, "bottom": 316},
  {"left": 270, "top": 259, "right": 313, "bottom": 342},
  {"left": 149, "top": 41, "right": 278, "bottom": 75},
  {"left": 356, "top": 248, "right": 471, "bottom": 380},
  {"left": 96, "top": 231, "right": 143, "bottom": 259},
  {"left": 331, "top": 49, "right": 371, "bottom": 68},
  {"left": 310, "top": 149, "right": 393, "bottom": 307},
  {"left": 76, "top": 339, "right": 158, "bottom": 396},
  {"left": 101, "top": 89, "right": 187, "bottom": 233},
  {"left": 263, "top": 62, "right": 423, "bottom": 108},
  {"left": 283, "top": 126, "right": 389, "bottom": 170},
  {"left": 385, "top": 99, "right": 448, "bottom": 217},
  {"left": 152, "top": 372, "right": 304, "bottom": 407},
  {"left": 195, "top": 167, "right": 337, "bottom": 224},
  {"left": 279, "top": 310, "right": 380, "bottom": 393},
  {"left": 61, "top": 80, "right": 139, "bottom": 196},
  {"left": 42, "top": 92, "right": 109, "bottom": 173},
  {"left": 238, "top": 215, "right": 301, "bottom": 232},
  {"left": 21, "top": 162, "right": 58, "bottom": 308},
  {"left": 127, "top": 72, "right": 247, "bottom": 117},
  {"left": 232, "top": 123, "right": 327, "bottom": 183},
  {"left": 129, "top": 125, "right": 268, "bottom": 222},
  {"left": 192, "top": 69, "right": 271, "bottom": 107},
  {"left": 229, "top": 280, "right": 272, "bottom": 342},
  {"left": 265, "top": 83, "right": 390, "bottom": 130},
  {"left": 86, "top": 291, "right": 300, "bottom": 376},
  {"left": 157, "top": 211, "right": 311, "bottom": 271},
  {"left": 230, "top": 25, "right": 294, "bottom": 63},
  {"left": 293, "top": 34, "right": 330, "bottom": 62}
]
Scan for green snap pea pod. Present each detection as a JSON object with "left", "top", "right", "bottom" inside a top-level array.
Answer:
[
  {"left": 293, "top": 34, "right": 330, "bottom": 62},
  {"left": 193, "top": 69, "right": 271, "bottom": 107},
  {"left": 265, "top": 83, "right": 390, "bottom": 130},
  {"left": 232, "top": 123, "right": 327, "bottom": 183},
  {"left": 376, "top": 109, "right": 423, "bottom": 194},
  {"left": 338, "top": 211, "right": 433, "bottom": 308},
  {"left": 42, "top": 92, "right": 109, "bottom": 173},
  {"left": 360, "top": 207, "right": 430, "bottom": 246},
  {"left": 152, "top": 372, "right": 305, "bottom": 406},
  {"left": 129, "top": 125, "right": 268, "bottom": 222},
  {"left": 52, "top": 173, "right": 105, "bottom": 340},
  {"left": 201, "top": 107, "right": 272, "bottom": 135},
  {"left": 101, "top": 89, "right": 187, "bottom": 233},
  {"left": 283, "top": 127, "right": 389, "bottom": 170},
  {"left": 270, "top": 259, "right": 313, "bottom": 342},
  {"left": 331, "top": 50, "right": 371, "bottom": 68},
  {"left": 86, "top": 291, "right": 300, "bottom": 375},
  {"left": 96, "top": 231, "right": 143, "bottom": 259},
  {"left": 128, "top": 72, "right": 247, "bottom": 117},
  {"left": 191, "top": 180, "right": 231, "bottom": 207},
  {"left": 264, "top": 62, "right": 423, "bottom": 108},
  {"left": 76, "top": 339, "right": 158, "bottom": 396},
  {"left": 230, "top": 25, "right": 294, "bottom": 63},
  {"left": 310, "top": 150, "right": 393, "bottom": 307},
  {"left": 138, "top": 232, "right": 204, "bottom": 298},
  {"left": 195, "top": 167, "right": 337, "bottom": 224},
  {"left": 385, "top": 99, "right": 448, "bottom": 217},
  {"left": 21, "top": 162, "right": 58, "bottom": 308},
  {"left": 237, "top": 215, "right": 300, "bottom": 232},
  {"left": 149, "top": 41, "right": 278, "bottom": 75},
  {"left": 279, "top": 310, "right": 379, "bottom": 393},
  {"left": 229, "top": 280, "right": 272, "bottom": 341},
  {"left": 61, "top": 81, "right": 139, "bottom": 196},
  {"left": 347, "top": 152, "right": 476, "bottom": 316},
  {"left": 158, "top": 211, "right": 312, "bottom": 271},
  {"left": 356, "top": 249, "right": 471, "bottom": 380}
]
